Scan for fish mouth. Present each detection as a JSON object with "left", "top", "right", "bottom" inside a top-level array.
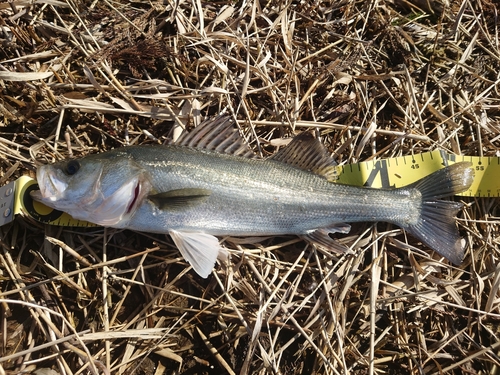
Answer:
[
  {"left": 30, "top": 189, "right": 43, "bottom": 202},
  {"left": 34, "top": 166, "right": 68, "bottom": 203}
]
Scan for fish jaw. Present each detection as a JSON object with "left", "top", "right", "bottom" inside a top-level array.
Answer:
[
  {"left": 34, "top": 165, "right": 70, "bottom": 204},
  {"left": 33, "top": 163, "right": 151, "bottom": 226},
  {"left": 31, "top": 164, "right": 101, "bottom": 211}
]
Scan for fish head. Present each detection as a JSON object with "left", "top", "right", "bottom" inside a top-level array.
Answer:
[{"left": 32, "top": 153, "right": 151, "bottom": 226}]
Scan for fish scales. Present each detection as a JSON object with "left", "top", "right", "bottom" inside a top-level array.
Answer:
[{"left": 116, "top": 145, "right": 416, "bottom": 235}]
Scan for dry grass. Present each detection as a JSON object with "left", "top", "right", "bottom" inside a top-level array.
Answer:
[{"left": 1, "top": 0, "right": 500, "bottom": 374}]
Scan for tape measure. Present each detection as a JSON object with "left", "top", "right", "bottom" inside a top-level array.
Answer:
[
  {"left": 333, "top": 150, "right": 497, "bottom": 197},
  {"left": 0, "top": 150, "right": 496, "bottom": 227},
  {"left": 7, "top": 176, "right": 96, "bottom": 227}
]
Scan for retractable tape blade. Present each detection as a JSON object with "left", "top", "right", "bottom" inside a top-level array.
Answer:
[
  {"left": 1, "top": 151, "right": 498, "bottom": 227},
  {"left": 333, "top": 150, "right": 498, "bottom": 197}
]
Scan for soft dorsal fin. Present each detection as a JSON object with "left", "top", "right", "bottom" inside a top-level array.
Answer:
[
  {"left": 174, "top": 115, "right": 255, "bottom": 158},
  {"left": 270, "top": 132, "right": 337, "bottom": 180}
]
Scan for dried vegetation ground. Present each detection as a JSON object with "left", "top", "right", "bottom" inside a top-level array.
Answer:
[{"left": 1, "top": 0, "right": 500, "bottom": 374}]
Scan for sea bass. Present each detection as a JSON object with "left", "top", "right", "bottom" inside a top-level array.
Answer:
[{"left": 32, "top": 116, "right": 474, "bottom": 277}]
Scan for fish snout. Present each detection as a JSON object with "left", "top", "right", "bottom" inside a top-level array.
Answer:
[{"left": 35, "top": 166, "right": 68, "bottom": 202}]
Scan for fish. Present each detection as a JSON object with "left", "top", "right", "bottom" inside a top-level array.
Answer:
[{"left": 32, "top": 116, "right": 475, "bottom": 277}]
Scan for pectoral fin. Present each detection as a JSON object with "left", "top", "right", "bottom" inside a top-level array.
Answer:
[
  {"left": 149, "top": 188, "right": 211, "bottom": 210},
  {"left": 169, "top": 230, "right": 220, "bottom": 278}
]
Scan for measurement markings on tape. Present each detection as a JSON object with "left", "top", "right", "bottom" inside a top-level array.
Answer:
[
  {"left": 333, "top": 150, "right": 499, "bottom": 198},
  {"left": 453, "top": 154, "right": 500, "bottom": 197}
]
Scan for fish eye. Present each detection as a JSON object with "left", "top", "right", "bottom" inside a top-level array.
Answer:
[{"left": 65, "top": 160, "right": 80, "bottom": 175}]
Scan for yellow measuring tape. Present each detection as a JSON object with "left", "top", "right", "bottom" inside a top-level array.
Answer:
[
  {"left": 4, "top": 150, "right": 497, "bottom": 227},
  {"left": 13, "top": 176, "right": 96, "bottom": 227},
  {"left": 333, "top": 150, "right": 497, "bottom": 197}
]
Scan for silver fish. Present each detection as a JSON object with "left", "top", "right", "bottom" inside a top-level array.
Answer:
[{"left": 32, "top": 116, "right": 474, "bottom": 277}]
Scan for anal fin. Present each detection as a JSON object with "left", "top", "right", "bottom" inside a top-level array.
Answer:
[{"left": 302, "top": 224, "right": 352, "bottom": 254}]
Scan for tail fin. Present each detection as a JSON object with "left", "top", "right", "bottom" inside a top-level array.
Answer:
[{"left": 403, "top": 162, "right": 474, "bottom": 265}]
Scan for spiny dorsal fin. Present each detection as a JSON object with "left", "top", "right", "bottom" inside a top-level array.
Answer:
[
  {"left": 174, "top": 115, "right": 255, "bottom": 158},
  {"left": 270, "top": 132, "right": 337, "bottom": 180}
]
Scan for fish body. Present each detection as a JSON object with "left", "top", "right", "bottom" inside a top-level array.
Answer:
[{"left": 33, "top": 116, "right": 475, "bottom": 277}]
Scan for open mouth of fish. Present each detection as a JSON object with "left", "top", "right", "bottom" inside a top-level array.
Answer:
[{"left": 32, "top": 166, "right": 68, "bottom": 203}]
